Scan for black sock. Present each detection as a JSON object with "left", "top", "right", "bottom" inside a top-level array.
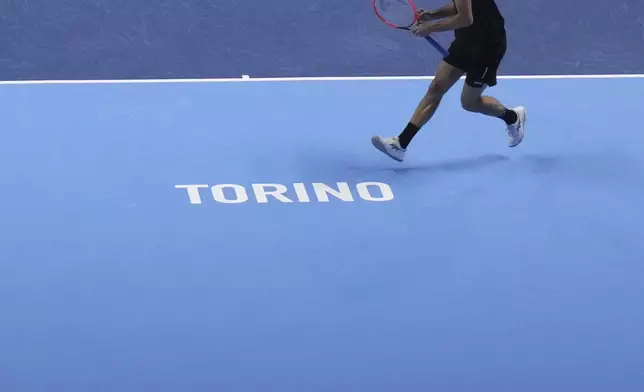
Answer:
[
  {"left": 500, "top": 108, "right": 518, "bottom": 125},
  {"left": 398, "top": 122, "right": 420, "bottom": 149}
]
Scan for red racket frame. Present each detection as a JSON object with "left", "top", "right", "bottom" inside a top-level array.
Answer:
[{"left": 373, "top": 0, "right": 448, "bottom": 56}]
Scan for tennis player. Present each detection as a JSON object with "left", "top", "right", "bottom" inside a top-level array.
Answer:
[{"left": 372, "top": 0, "right": 526, "bottom": 162}]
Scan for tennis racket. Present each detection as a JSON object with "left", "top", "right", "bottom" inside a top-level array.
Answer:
[{"left": 373, "top": 0, "right": 448, "bottom": 56}]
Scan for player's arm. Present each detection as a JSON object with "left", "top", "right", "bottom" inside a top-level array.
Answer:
[
  {"left": 417, "top": 3, "right": 458, "bottom": 21},
  {"left": 412, "top": 0, "right": 473, "bottom": 35}
]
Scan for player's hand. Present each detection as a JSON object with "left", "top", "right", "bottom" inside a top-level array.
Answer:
[
  {"left": 416, "top": 9, "right": 438, "bottom": 21},
  {"left": 410, "top": 21, "right": 435, "bottom": 37}
]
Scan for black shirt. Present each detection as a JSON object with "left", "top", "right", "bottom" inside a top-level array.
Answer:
[{"left": 453, "top": 0, "right": 506, "bottom": 45}]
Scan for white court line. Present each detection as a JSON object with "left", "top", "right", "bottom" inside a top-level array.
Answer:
[{"left": 0, "top": 74, "right": 643, "bottom": 85}]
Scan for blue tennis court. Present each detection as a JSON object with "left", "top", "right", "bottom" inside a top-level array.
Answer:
[{"left": 1, "top": 1, "right": 644, "bottom": 391}]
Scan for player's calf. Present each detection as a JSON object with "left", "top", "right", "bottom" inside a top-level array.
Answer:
[{"left": 460, "top": 84, "right": 526, "bottom": 147}]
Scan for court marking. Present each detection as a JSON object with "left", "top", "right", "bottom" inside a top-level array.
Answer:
[{"left": 0, "top": 74, "right": 643, "bottom": 85}]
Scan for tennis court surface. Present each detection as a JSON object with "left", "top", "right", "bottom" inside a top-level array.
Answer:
[{"left": 1, "top": 1, "right": 644, "bottom": 391}]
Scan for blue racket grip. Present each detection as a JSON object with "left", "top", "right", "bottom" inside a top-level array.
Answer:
[{"left": 424, "top": 36, "right": 448, "bottom": 56}]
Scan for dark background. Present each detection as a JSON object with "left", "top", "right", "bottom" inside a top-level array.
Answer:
[{"left": 1, "top": 0, "right": 643, "bottom": 80}]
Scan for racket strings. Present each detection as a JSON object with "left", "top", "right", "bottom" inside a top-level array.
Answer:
[{"left": 374, "top": 0, "right": 417, "bottom": 28}]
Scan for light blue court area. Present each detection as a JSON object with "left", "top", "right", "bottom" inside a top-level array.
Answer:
[{"left": 1, "top": 77, "right": 644, "bottom": 392}]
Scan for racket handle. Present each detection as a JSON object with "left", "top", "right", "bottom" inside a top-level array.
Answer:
[{"left": 424, "top": 36, "right": 448, "bottom": 56}]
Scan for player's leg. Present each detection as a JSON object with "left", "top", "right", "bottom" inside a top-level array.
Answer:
[
  {"left": 371, "top": 60, "right": 464, "bottom": 162},
  {"left": 461, "top": 84, "right": 506, "bottom": 117},
  {"left": 460, "top": 80, "right": 526, "bottom": 148},
  {"left": 407, "top": 60, "right": 465, "bottom": 132},
  {"left": 459, "top": 42, "right": 527, "bottom": 147}
]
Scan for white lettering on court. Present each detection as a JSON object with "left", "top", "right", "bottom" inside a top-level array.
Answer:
[
  {"left": 174, "top": 184, "right": 209, "bottom": 204},
  {"left": 252, "top": 184, "right": 293, "bottom": 203},
  {"left": 312, "top": 182, "right": 354, "bottom": 202},
  {"left": 293, "top": 183, "right": 310, "bottom": 203},
  {"left": 356, "top": 182, "right": 394, "bottom": 202},
  {"left": 175, "top": 182, "right": 394, "bottom": 205},
  {"left": 211, "top": 184, "right": 248, "bottom": 204}
]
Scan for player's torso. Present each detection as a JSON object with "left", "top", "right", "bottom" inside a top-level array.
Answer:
[{"left": 453, "top": 0, "right": 505, "bottom": 44}]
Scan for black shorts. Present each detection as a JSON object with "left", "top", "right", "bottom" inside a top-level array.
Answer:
[{"left": 443, "top": 35, "right": 507, "bottom": 88}]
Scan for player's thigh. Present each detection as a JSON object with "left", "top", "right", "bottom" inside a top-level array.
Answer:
[
  {"left": 427, "top": 59, "right": 464, "bottom": 98},
  {"left": 463, "top": 39, "right": 506, "bottom": 89}
]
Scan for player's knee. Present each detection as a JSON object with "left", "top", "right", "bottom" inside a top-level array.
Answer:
[{"left": 461, "top": 95, "right": 481, "bottom": 112}]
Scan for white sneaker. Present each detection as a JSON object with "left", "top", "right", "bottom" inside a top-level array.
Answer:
[
  {"left": 371, "top": 136, "right": 407, "bottom": 162},
  {"left": 371, "top": 136, "right": 406, "bottom": 162},
  {"left": 507, "top": 106, "right": 527, "bottom": 147}
]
